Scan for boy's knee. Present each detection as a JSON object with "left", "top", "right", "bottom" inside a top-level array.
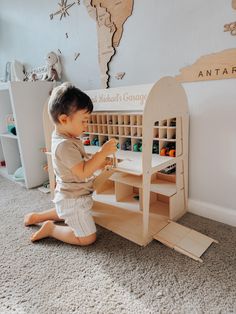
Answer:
[{"left": 77, "top": 233, "right": 96, "bottom": 246}]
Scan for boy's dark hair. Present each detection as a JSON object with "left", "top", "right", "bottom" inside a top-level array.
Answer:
[{"left": 48, "top": 82, "right": 93, "bottom": 124}]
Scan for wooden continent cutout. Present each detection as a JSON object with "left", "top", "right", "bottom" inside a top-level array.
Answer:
[
  {"left": 232, "top": 0, "right": 236, "bottom": 9},
  {"left": 223, "top": 1, "right": 236, "bottom": 36},
  {"left": 176, "top": 48, "right": 236, "bottom": 83},
  {"left": 84, "top": 0, "right": 133, "bottom": 88}
]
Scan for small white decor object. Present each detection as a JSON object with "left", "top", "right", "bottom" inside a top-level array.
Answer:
[{"left": 43, "top": 52, "right": 62, "bottom": 81}]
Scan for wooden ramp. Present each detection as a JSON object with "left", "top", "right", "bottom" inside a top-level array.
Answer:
[{"left": 153, "top": 221, "right": 218, "bottom": 262}]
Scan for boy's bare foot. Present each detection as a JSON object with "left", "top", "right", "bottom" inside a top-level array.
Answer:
[
  {"left": 24, "top": 213, "right": 38, "bottom": 226},
  {"left": 31, "top": 221, "right": 54, "bottom": 242}
]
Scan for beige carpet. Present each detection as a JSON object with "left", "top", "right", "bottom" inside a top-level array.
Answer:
[{"left": 0, "top": 175, "right": 235, "bottom": 314}]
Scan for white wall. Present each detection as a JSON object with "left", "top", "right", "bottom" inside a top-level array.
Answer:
[
  {"left": 0, "top": 0, "right": 235, "bottom": 88},
  {"left": 184, "top": 79, "right": 236, "bottom": 226},
  {"left": 0, "top": 0, "right": 235, "bottom": 225}
]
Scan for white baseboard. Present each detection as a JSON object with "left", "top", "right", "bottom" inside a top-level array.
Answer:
[{"left": 188, "top": 199, "right": 236, "bottom": 227}]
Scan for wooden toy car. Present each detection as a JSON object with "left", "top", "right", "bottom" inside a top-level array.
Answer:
[
  {"left": 159, "top": 164, "right": 176, "bottom": 174},
  {"left": 91, "top": 137, "right": 99, "bottom": 146},
  {"left": 82, "top": 136, "right": 91, "bottom": 146},
  {"left": 160, "top": 143, "right": 176, "bottom": 157},
  {"left": 152, "top": 141, "right": 159, "bottom": 154},
  {"left": 121, "top": 139, "right": 131, "bottom": 150},
  {"left": 133, "top": 141, "right": 142, "bottom": 152}
]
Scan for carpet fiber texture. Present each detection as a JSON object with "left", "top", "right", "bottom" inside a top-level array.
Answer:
[{"left": 0, "top": 176, "right": 235, "bottom": 314}]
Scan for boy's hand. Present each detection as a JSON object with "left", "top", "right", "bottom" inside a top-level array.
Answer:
[
  {"left": 105, "top": 159, "right": 113, "bottom": 166},
  {"left": 97, "top": 158, "right": 113, "bottom": 170},
  {"left": 101, "top": 138, "right": 117, "bottom": 157}
]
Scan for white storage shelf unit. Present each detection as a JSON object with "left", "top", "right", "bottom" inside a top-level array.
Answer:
[
  {"left": 0, "top": 84, "right": 20, "bottom": 181},
  {"left": 0, "top": 81, "right": 53, "bottom": 188}
]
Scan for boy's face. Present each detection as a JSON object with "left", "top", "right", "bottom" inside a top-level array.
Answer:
[
  {"left": 59, "top": 109, "right": 90, "bottom": 137},
  {"left": 69, "top": 109, "right": 91, "bottom": 137}
]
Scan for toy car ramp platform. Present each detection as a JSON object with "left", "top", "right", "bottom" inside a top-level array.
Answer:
[{"left": 153, "top": 221, "right": 218, "bottom": 262}]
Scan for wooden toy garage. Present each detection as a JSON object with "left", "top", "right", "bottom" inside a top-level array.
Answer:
[{"left": 43, "top": 76, "right": 217, "bottom": 262}]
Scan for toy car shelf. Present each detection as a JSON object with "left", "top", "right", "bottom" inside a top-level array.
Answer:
[{"left": 43, "top": 76, "right": 217, "bottom": 262}]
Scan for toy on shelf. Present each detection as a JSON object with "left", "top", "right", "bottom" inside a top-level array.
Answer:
[
  {"left": 133, "top": 140, "right": 142, "bottom": 152},
  {"left": 121, "top": 139, "right": 131, "bottom": 150},
  {"left": 30, "top": 73, "right": 38, "bottom": 81},
  {"left": 160, "top": 142, "right": 176, "bottom": 157},
  {"left": 13, "top": 166, "right": 25, "bottom": 182},
  {"left": 159, "top": 164, "right": 176, "bottom": 174},
  {"left": 0, "top": 160, "right": 6, "bottom": 167},
  {"left": 5, "top": 114, "right": 17, "bottom": 136},
  {"left": 43, "top": 51, "right": 62, "bottom": 81},
  {"left": 91, "top": 137, "right": 99, "bottom": 146},
  {"left": 82, "top": 136, "right": 90, "bottom": 146},
  {"left": 152, "top": 141, "right": 159, "bottom": 154}
]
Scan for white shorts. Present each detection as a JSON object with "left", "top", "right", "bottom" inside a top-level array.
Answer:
[{"left": 55, "top": 196, "right": 96, "bottom": 237}]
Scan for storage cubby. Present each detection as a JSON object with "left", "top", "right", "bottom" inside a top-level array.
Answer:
[
  {"left": 113, "top": 126, "right": 118, "bottom": 135},
  {"left": 159, "top": 128, "right": 167, "bottom": 139},
  {"left": 97, "top": 115, "right": 102, "bottom": 125},
  {"left": 167, "top": 128, "right": 176, "bottom": 140},
  {"left": 137, "top": 115, "right": 142, "bottom": 126},
  {"left": 92, "top": 115, "right": 97, "bottom": 124},
  {"left": 107, "top": 115, "right": 113, "bottom": 125},
  {"left": 160, "top": 119, "right": 167, "bottom": 126},
  {"left": 118, "top": 115, "right": 124, "bottom": 125},
  {"left": 95, "top": 179, "right": 115, "bottom": 195},
  {"left": 130, "top": 115, "right": 137, "bottom": 126},
  {"left": 124, "top": 115, "right": 130, "bottom": 125},
  {"left": 115, "top": 182, "right": 138, "bottom": 203},
  {"left": 102, "top": 115, "right": 107, "bottom": 125},
  {"left": 92, "top": 125, "right": 98, "bottom": 134},
  {"left": 149, "top": 193, "right": 170, "bottom": 217},
  {"left": 108, "top": 125, "right": 113, "bottom": 135},
  {"left": 119, "top": 126, "right": 125, "bottom": 136},
  {"left": 168, "top": 118, "right": 176, "bottom": 127},
  {"left": 137, "top": 127, "right": 142, "bottom": 137},
  {"left": 103, "top": 125, "right": 108, "bottom": 134},
  {"left": 153, "top": 127, "right": 159, "bottom": 139},
  {"left": 1, "top": 136, "right": 21, "bottom": 175},
  {"left": 124, "top": 127, "right": 131, "bottom": 136}
]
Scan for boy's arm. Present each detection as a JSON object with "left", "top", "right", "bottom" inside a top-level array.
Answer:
[
  {"left": 71, "top": 138, "right": 117, "bottom": 180},
  {"left": 71, "top": 150, "right": 107, "bottom": 180},
  {"left": 97, "top": 157, "right": 112, "bottom": 170}
]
